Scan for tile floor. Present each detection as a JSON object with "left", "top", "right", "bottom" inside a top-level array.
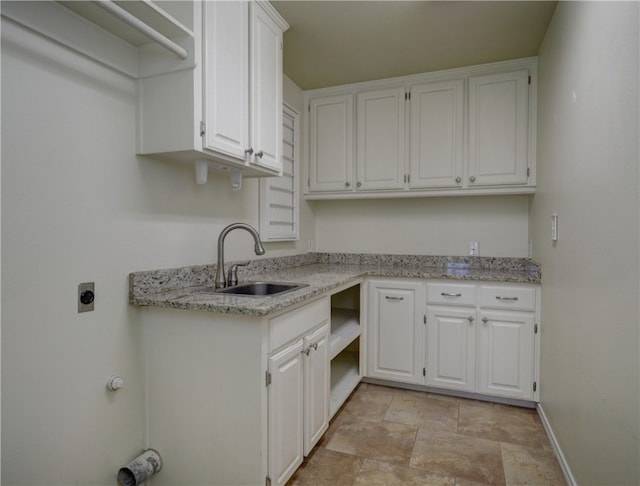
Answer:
[{"left": 287, "top": 384, "right": 566, "bottom": 486}]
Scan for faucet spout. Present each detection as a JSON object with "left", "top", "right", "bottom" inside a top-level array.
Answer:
[{"left": 215, "top": 223, "right": 265, "bottom": 289}]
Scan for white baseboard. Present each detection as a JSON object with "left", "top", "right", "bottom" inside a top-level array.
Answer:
[{"left": 537, "top": 403, "right": 578, "bottom": 486}]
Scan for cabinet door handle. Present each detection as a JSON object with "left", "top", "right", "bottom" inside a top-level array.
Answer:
[
  {"left": 468, "top": 316, "right": 475, "bottom": 322},
  {"left": 345, "top": 181, "right": 351, "bottom": 188},
  {"left": 385, "top": 296, "right": 404, "bottom": 301},
  {"left": 469, "top": 176, "right": 476, "bottom": 183},
  {"left": 482, "top": 317, "right": 489, "bottom": 324},
  {"left": 455, "top": 176, "right": 462, "bottom": 183},
  {"left": 244, "top": 147, "right": 254, "bottom": 155},
  {"left": 255, "top": 151, "right": 264, "bottom": 159},
  {"left": 496, "top": 296, "right": 518, "bottom": 301},
  {"left": 356, "top": 181, "right": 362, "bottom": 188},
  {"left": 302, "top": 347, "right": 311, "bottom": 356},
  {"left": 441, "top": 292, "right": 462, "bottom": 297}
]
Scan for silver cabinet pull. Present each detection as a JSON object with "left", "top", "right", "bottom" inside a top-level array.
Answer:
[
  {"left": 311, "top": 342, "right": 318, "bottom": 351},
  {"left": 496, "top": 296, "right": 518, "bottom": 301},
  {"left": 385, "top": 296, "right": 404, "bottom": 301},
  {"left": 255, "top": 151, "right": 264, "bottom": 159},
  {"left": 482, "top": 317, "right": 489, "bottom": 324},
  {"left": 441, "top": 292, "right": 462, "bottom": 297},
  {"left": 302, "top": 347, "right": 311, "bottom": 356},
  {"left": 469, "top": 176, "right": 476, "bottom": 183},
  {"left": 244, "top": 147, "right": 254, "bottom": 155},
  {"left": 356, "top": 181, "right": 362, "bottom": 188},
  {"left": 345, "top": 181, "right": 351, "bottom": 188},
  {"left": 455, "top": 176, "right": 462, "bottom": 183},
  {"left": 467, "top": 316, "right": 474, "bottom": 322}
]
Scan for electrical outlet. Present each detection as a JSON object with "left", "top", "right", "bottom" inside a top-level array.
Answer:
[
  {"left": 469, "top": 241, "right": 479, "bottom": 256},
  {"left": 78, "top": 282, "right": 95, "bottom": 313}
]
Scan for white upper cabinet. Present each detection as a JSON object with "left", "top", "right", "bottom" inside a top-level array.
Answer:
[
  {"left": 409, "top": 79, "right": 464, "bottom": 189},
  {"left": 468, "top": 70, "right": 530, "bottom": 186},
  {"left": 356, "top": 87, "right": 406, "bottom": 190},
  {"left": 304, "top": 58, "right": 536, "bottom": 199},
  {"left": 138, "top": 1, "right": 288, "bottom": 182},
  {"left": 250, "top": 3, "right": 284, "bottom": 172},
  {"left": 202, "top": 1, "right": 249, "bottom": 160},
  {"left": 308, "top": 94, "right": 354, "bottom": 192}
]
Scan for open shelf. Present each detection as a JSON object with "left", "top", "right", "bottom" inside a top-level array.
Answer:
[
  {"left": 329, "top": 283, "right": 362, "bottom": 418},
  {"left": 330, "top": 308, "right": 361, "bottom": 359},
  {"left": 329, "top": 348, "right": 360, "bottom": 417}
]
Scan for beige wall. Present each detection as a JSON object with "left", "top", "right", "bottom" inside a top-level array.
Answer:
[
  {"left": 0, "top": 21, "right": 308, "bottom": 484},
  {"left": 314, "top": 195, "right": 531, "bottom": 257},
  {"left": 531, "top": 2, "right": 639, "bottom": 484}
]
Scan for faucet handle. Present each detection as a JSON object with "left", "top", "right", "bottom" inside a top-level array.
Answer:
[{"left": 227, "top": 261, "right": 251, "bottom": 287}]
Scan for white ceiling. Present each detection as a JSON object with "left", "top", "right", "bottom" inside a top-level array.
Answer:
[{"left": 272, "top": 1, "right": 557, "bottom": 90}]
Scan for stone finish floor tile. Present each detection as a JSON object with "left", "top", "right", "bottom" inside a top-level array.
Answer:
[
  {"left": 325, "top": 416, "right": 417, "bottom": 466},
  {"left": 353, "top": 458, "right": 455, "bottom": 486},
  {"left": 501, "top": 442, "right": 566, "bottom": 485},
  {"left": 287, "top": 448, "right": 363, "bottom": 486},
  {"left": 288, "top": 385, "right": 566, "bottom": 486},
  {"left": 458, "top": 401, "right": 549, "bottom": 450},
  {"left": 384, "top": 389, "right": 459, "bottom": 432},
  {"left": 410, "top": 428, "right": 506, "bottom": 485}
]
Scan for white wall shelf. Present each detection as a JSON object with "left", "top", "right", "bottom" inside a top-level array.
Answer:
[{"left": 329, "top": 308, "right": 361, "bottom": 360}]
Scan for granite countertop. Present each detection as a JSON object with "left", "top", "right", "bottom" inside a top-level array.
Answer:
[{"left": 129, "top": 253, "right": 541, "bottom": 317}]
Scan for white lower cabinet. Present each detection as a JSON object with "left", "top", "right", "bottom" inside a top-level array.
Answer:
[
  {"left": 477, "top": 310, "right": 534, "bottom": 399},
  {"left": 426, "top": 306, "right": 476, "bottom": 392},
  {"left": 268, "top": 339, "right": 305, "bottom": 486},
  {"left": 426, "top": 281, "right": 539, "bottom": 401},
  {"left": 268, "top": 300, "right": 330, "bottom": 486},
  {"left": 367, "top": 279, "right": 425, "bottom": 385},
  {"left": 367, "top": 279, "right": 540, "bottom": 403}
]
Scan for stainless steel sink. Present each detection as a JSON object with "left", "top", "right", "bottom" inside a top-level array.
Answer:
[{"left": 196, "top": 281, "right": 308, "bottom": 297}]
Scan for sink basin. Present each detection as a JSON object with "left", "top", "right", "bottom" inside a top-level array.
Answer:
[{"left": 196, "top": 281, "right": 308, "bottom": 297}]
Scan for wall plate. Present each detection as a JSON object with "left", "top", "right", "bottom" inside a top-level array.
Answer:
[{"left": 78, "top": 282, "right": 95, "bottom": 313}]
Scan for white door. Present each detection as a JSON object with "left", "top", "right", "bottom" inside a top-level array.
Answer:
[
  {"left": 308, "top": 94, "right": 354, "bottom": 192},
  {"left": 202, "top": 1, "right": 249, "bottom": 159},
  {"left": 477, "top": 311, "right": 535, "bottom": 400},
  {"left": 303, "top": 323, "right": 330, "bottom": 455},
  {"left": 367, "top": 280, "right": 424, "bottom": 384},
  {"left": 356, "top": 87, "right": 406, "bottom": 190},
  {"left": 250, "top": 2, "right": 283, "bottom": 172},
  {"left": 426, "top": 307, "right": 476, "bottom": 392},
  {"left": 268, "top": 339, "right": 304, "bottom": 486},
  {"left": 468, "top": 69, "right": 529, "bottom": 186},
  {"left": 409, "top": 79, "right": 464, "bottom": 188}
]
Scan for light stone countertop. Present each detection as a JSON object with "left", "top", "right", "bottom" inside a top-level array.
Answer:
[{"left": 129, "top": 253, "right": 541, "bottom": 317}]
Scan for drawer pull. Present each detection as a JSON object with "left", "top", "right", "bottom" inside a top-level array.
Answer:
[
  {"left": 385, "top": 296, "right": 404, "bottom": 301},
  {"left": 441, "top": 292, "right": 462, "bottom": 297},
  {"left": 482, "top": 317, "right": 489, "bottom": 324},
  {"left": 467, "top": 316, "right": 474, "bottom": 323},
  {"left": 496, "top": 296, "right": 518, "bottom": 302}
]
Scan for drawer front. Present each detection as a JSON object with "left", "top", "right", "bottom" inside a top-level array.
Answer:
[
  {"left": 427, "top": 282, "right": 477, "bottom": 307},
  {"left": 479, "top": 285, "right": 536, "bottom": 311},
  {"left": 270, "top": 297, "right": 330, "bottom": 352}
]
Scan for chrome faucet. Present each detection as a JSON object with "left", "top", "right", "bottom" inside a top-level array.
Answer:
[{"left": 215, "top": 223, "right": 265, "bottom": 289}]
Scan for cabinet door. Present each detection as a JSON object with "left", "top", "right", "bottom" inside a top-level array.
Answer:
[
  {"left": 202, "top": 1, "right": 250, "bottom": 159},
  {"left": 477, "top": 310, "right": 534, "bottom": 400},
  {"left": 250, "top": 2, "right": 283, "bottom": 172},
  {"left": 426, "top": 307, "right": 476, "bottom": 392},
  {"left": 356, "top": 87, "right": 406, "bottom": 190},
  {"left": 308, "top": 94, "right": 354, "bottom": 192},
  {"left": 468, "top": 70, "right": 529, "bottom": 186},
  {"left": 409, "top": 79, "right": 464, "bottom": 188},
  {"left": 303, "top": 323, "right": 330, "bottom": 455},
  {"left": 367, "top": 280, "right": 424, "bottom": 384},
  {"left": 268, "top": 339, "right": 304, "bottom": 486}
]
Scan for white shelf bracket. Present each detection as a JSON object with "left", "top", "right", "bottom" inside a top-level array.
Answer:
[{"left": 194, "top": 160, "right": 208, "bottom": 184}]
